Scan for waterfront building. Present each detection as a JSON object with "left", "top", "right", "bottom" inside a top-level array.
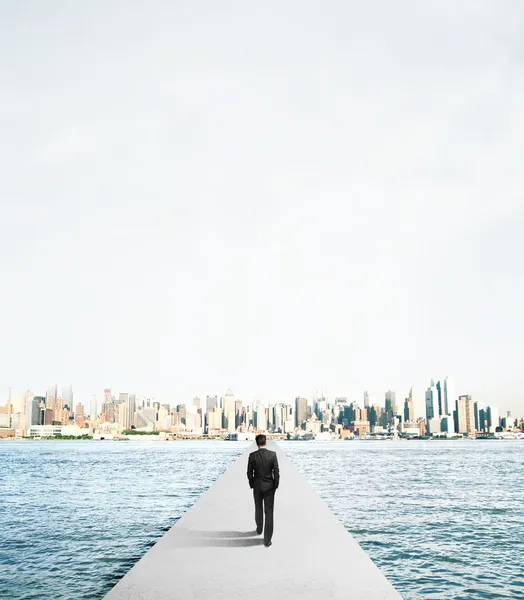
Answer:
[
  {"left": 486, "top": 405, "right": 499, "bottom": 433},
  {"left": 25, "top": 394, "right": 40, "bottom": 432},
  {"left": 440, "top": 415, "right": 453, "bottom": 434},
  {"left": 427, "top": 417, "right": 442, "bottom": 436},
  {"left": 456, "top": 395, "right": 475, "bottom": 435},
  {"left": 27, "top": 424, "right": 85, "bottom": 438},
  {"left": 403, "top": 420, "right": 426, "bottom": 437},
  {"left": 295, "top": 397, "right": 308, "bottom": 429}
]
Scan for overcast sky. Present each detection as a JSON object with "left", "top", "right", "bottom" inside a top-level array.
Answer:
[{"left": 1, "top": 1, "right": 523, "bottom": 416}]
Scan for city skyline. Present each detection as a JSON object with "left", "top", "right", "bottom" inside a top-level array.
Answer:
[
  {"left": 2, "top": 377, "right": 519, "bottom": 424},
  {"left": 0, "top": 378, "right": 515, "bottom": 417},
  {"left": 4, "top": 380, "right": 520, "bottom": 441}
]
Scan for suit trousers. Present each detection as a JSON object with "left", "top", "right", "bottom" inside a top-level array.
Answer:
[{"left": 253, "top": 487, "right": 275, "bottom": 544}]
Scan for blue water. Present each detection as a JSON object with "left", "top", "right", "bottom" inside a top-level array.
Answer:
[
  {"left": 1, "top": 440, "right": 523, "bottom": 599},
  {"left": 286, "top": 440, "right": 524, "bottom": 600},
  {"left": 0, "top": 441, "right": 245, "bottom": 600}
]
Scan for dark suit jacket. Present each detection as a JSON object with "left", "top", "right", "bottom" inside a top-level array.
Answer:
[{"left": 247, "top": 448, "right": 280, "bottom": 492}]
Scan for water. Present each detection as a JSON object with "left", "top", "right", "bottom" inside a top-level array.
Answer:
[
  {"left": 285, "top": 440, "right": 524, "bottom": 599},
  {"left": 0, "top": 440, "right": 245, "bottom": 600},
  {"left": 1, "top": 440, "right": 523, "bottom": 599}
]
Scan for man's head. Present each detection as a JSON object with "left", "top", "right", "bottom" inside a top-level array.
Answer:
[{"left": 255, "top": 434, "right": 267, "bottom": 447}]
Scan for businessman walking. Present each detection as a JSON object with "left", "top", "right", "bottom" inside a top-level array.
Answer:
[{"left": 247, "top": 434, "right": 280, "bottom": 547}]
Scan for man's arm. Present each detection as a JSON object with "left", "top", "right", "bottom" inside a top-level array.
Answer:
[
  {"left": 247, "top": 453, "right": 255, "bottom": 488},
  {"left": 272, "top": 453, "right": 280, "bottom": 489}
]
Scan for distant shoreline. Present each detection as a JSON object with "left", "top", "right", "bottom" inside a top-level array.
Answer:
[{"left": 1, "top": 436, "right": 520, "bottom": 442}]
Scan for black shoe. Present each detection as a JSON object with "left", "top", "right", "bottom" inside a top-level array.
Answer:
[
  {"left": 264, "top": 541, "right": 272, "bottom": 547},
  {"left": 256, "top": 528, "right": 263, "bottom": 535}
]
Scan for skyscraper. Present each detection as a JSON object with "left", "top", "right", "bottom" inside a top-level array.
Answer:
[
  {"left": 486, "top": 405, "right": 499, "bottom": 433},
  {"left": 385, "top": 390, "right": 397, "bottom": 414},
  {"left": 221, "top": 389, "right": 236, "bottom": 431},
  {"left": 436, "top": 380, "right": 442, "bottom": 416},
  {"left": 295, "top": 397, "right": 308, "bottom": 429},
  {"left": 206, "top": 395, "right": 218, "bottom": 412},
  {"left": 25, "top": 394, "right": 40, "bottom": 432},
  {"left": 456, "top": 395, "right": 475, "bottom": 435},
  {"left": 425, "top": 380, "right": 439, "bottom": 421},
  {"left": 404, "top": 395, "right": 414, "bottom": 422},
  {"left": 46, "top": 385, "right": 57, "bottom": 415},
  {"left": 89, "top": 394, "right": 98, "bottom": 421},
  {"left": 254, "top": 405, "right": 268, "bottom": 431},
  {"left": 62, "top": 385, "right": 73, "bottom": 410},
  {"left": 442, "top": 377, "right": 455, "bottom": 416},
  {"left": 363, "top": 390, "right": 371, "bottom": 408}
]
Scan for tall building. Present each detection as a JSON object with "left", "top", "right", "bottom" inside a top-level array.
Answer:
[
  {"left": 254, "top": 405, "right": 268, "bottom": 431},
  {"left": 295, "top": 397, "right": 308, "bottom": 429},
  {"left": 235, "top": 400, "right": 242, "bottom": 428},
  {"left": 474, "top": 401, "right": 484, "bottom": 431},
  {"left": 206, "top": 395, "right": 218, "bottom": 412},
  {"left": 46, "top": 385, "right": 57, "bottom": 415},
  {"left": 436, "top": 380, "right": 442, "bottom": 416},
  {"left": 25, "top": 395, "right": 40, "bottom": 431},
  {"left": 425, "top": 380, "right": 439, "bottom": 421},
  {"left": 89, "top": 394, "right": 98, "bottom": 421},
  {"left": 456, "top": 395, "right": 475, "bottom": 435},
  {"left": 75, "top": 403, "right": 86, "bottom": 426},
  {"left": 221, "top": 389, "right": 236, "bottom": 432},
  {"left": 385, "top": 390, "right": 397, "bottom": 414},
  {"left": 404, "top": 395, "right": 414, "bottom": 422},
  {"left": 486, "top": 405, "right": 499, "bottom": 433},
  {"left": 442, "top": 377, "right": 455, "bottom": 416},
  {"left": 62, "top": 385, "right": 73, "bottom": 410}
]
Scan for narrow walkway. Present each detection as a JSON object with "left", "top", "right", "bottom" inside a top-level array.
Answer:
[{"left": 104, "top": 442, "right": 401, "bottom": 599}]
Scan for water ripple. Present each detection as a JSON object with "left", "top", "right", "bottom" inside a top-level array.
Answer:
[
  {"left": 283, "top": 440, "right": 524, "bottom": 600},
  {"left": 0, "top": 440, "right": 244, "bottom": 600}
]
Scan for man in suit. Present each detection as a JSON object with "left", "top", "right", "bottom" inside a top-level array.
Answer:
[{"left": 247, "top": 434, "right": 280, "bottom": 547}]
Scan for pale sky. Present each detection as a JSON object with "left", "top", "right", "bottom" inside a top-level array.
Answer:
[{"left": 1, "top": 1, "right": 523, "bottom": 417}]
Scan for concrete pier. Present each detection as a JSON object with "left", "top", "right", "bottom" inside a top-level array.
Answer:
[{"left": 104, "top": 442, "right": 401, "bottom": 599}]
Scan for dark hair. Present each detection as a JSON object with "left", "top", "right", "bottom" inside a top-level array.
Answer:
[{"left": 255, "top": 434, "right": 267, "bottom": 446}]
